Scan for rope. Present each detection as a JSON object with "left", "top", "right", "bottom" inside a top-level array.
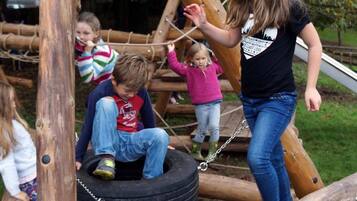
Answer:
[
  {"left": 29, "top": 35, "right": 37, "bottom": 52},
  {"left": 145, "top": 33, "right": 151, "bottom": 44},
  {"left": 153, "top": 108, "right": 191, "bottom": 153},
  {"left": 0, "top": 21, "right": 5, "bottom": 34},
  {"left": 159, "top": 105, "right": 242, "bottom": 130},
  {"left": 127, "top": 31, "right": 133, "bottom": 43},
  {"left": 2, "top": 34, "right": 12, "bottom": 50},
  {"left": 106, "top": 29, "right": 112, "bottom": 42}
]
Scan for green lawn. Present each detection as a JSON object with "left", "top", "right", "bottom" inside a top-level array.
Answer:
[{"left": 318, "top": 28, "right": 357, "bottom": 46}]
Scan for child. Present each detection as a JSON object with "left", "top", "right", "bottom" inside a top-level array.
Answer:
[
  {"left": 0, "top": 81, "right": 37, "bottom": 201},
  {"left": 75, "top": 11, "right": 119, "bottom": 85},
  {"left": 184, "top": 1, "right": 322, "bottom": 200},
  {"left": 75, "top": 54, "right": 169, "bottom": 180},
  {"left": 167, "top": 42, "right": 223, "bottom": 161}
]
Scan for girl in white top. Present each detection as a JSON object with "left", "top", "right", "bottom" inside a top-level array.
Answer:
[{"left": 0, "top": 81, "right": 37, "bottom": 201}]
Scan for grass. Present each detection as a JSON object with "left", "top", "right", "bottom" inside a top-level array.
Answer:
[{"left": 318, "top": 28, "right": 357, "bottom": 46}]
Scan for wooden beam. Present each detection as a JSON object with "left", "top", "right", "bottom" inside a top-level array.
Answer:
[
  {"left": 153, "top": 0, "right": 181, "bottom": 119},
  {"left": 36, "top": 0, "right": 77, "bottom": 200},
  {"left": 6, "top": 75, "right": 33, "bottom": 88},
  {"left": 199, "top": 173, "right": 262, "bottom": 201},
  {"left": 299, "top": 173, "right": 357, "bottom": 201},
  {"left": 182, "top": 0, "right": 242, "bottom": 92},
  {"left": 148, "top": 79, "right": 234, "bottom": 92},
  {"left": 282, "top": 125, "right": 325, "bottom": 198}
]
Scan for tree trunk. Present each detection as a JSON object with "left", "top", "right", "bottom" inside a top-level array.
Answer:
[{"left": 36, "top": 0, "right": 77, "bottom": 200}]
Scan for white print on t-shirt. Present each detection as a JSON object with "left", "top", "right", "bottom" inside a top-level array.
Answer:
[
  {"left": 241, "top": 14, "right": 278, "bottom": 59},
  {"left": 119, "top": 102, "right": 137, "bottom": 127}
]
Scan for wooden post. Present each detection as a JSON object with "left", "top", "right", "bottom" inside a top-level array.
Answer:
[
  {"left": 182, "top": 0, "right": 242, "bottom": 92},
  {"left": 152, "top": 0, "right": 181, "bottom": 119},
  {"left": 36, "top": 0, "right": 77, "bottom": 200},
  {"left": 282, "top": 125, "right": 325, "bottom": 198},
  {"left": 199, "top": 173, "right": 262, "bottom": 201}
]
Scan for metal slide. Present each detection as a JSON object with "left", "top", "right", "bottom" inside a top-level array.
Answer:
[{"left": 294, "top": 37, "right": 357, "bottom": 94}]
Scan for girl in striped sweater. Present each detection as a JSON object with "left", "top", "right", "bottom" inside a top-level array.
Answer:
[{"left": 75, "top": 11, "right": 119, "bottom": 85}]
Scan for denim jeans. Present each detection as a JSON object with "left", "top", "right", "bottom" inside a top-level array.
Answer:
[
  {"left": 193, "top": 101, "right": 221, "bottom": 143},
  {"left": 91, "top": 97, "right": 169, "bottom": 179},
  {"left": 240, "top": 91, "right": 297, "bottom": 201}
]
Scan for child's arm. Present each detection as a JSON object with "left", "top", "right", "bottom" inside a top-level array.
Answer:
[
  {"left": 166, "top": 47, "right": 188, "bottom": 77},
  {"left": 299, "top": 23, "right": 322, "bottom": 112},
  {"left": 138, "top": 88, "right": 155, "bottom": 128},
  {"left": 0, "top": 151, "right": 22, "bottom": 198},
  {"left": 184, "top": 4, "right": 241, "bottom": 47},
  {"left": 211, "top": 56, "right": 224, "bottom": 74},
  {"left": 76, "top": 44, "right": 119, "bottom": 84}
]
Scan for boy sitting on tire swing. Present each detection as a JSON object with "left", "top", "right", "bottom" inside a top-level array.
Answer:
[{"left": 75, "top": 54, "right": 170, "bottom": 180}]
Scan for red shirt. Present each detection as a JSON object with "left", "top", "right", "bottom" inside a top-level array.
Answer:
[{"left": 113, "top": 95, "right": 144, "bottom": 133}]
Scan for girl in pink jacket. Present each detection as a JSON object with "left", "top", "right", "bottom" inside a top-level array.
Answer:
[{"left": 167, "top": 42, "right": 223, "bottom": 161}]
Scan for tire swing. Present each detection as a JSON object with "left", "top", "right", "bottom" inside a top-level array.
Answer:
[{"left": 77, "top": 149, "right": 199, "bottom": 201}]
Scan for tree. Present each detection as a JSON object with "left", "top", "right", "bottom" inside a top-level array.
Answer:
[{"left": 305, "top": 0, "right": 357, "bottom": 45}]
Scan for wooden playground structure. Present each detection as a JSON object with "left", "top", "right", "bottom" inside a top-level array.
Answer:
[{"left": 1, "top": 0, "right": 357, "bottom": 200}]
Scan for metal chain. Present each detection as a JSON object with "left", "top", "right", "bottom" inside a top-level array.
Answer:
[
  {"left": 197, "top": 119, "right": 249, "bottom": 171},
  {"left": 76, "top": 178, "right": 105, "bottom": 201}
]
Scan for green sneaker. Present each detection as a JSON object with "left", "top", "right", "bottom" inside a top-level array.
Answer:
[
  {"left": 93, "top": 158, "right": 116, "bottom": 180},
  {"left": 191, "top": 141, "right": 204, "bottom": 161}
]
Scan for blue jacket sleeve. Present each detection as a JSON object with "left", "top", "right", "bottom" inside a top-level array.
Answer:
[
  {"left": 75, "top": 80, "right": 114, "bottom": 162},
  {"left": 138, "top": 88, "right": 155, "bottom": 128}
]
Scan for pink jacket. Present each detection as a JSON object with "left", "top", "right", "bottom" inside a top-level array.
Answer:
[{"left": 167, "top": 51, "right": 223, "bottom": 105}]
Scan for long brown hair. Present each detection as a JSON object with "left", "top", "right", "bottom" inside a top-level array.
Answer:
[
  {"left": 0, "top": 81, "right": 28, "bottom": 158},
  {"left": 226, "top": 0, "right": 292, "bottom": 36}
]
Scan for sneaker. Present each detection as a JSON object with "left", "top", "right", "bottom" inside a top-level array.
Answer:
[{"left": 93, "top": 158, "right": 116, "bottom": 180}]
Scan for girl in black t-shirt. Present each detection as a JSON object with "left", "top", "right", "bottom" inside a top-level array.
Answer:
[{"left": 184, "top": 1, "right": 322, "bottom": 201}]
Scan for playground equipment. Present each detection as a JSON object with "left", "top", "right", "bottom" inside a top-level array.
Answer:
[{"left": 1, "top": 0, "right": 357, "bottom": 200}]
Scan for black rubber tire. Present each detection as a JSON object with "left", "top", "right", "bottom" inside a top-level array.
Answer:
[{"left": 77, "top": 149, "right": 199, "bottom": 201}]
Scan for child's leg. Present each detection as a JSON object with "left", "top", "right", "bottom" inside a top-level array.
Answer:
[
  {"left": 91, "top": 97, "right": 118, "bottom": 157},
  {"left": 207, "top": 102, "right": 220, "bottom": 142},
  {"left": 116, "top": 128, "right": 169, "bottom": 179},
  {"left": 91, "top": 97, "right": 118, "bottom": 180},
  {"left": 241, "top": 93, "right": 296, "bottom": 201},
  {"left": 192, "top": 104, "right": 209, "bottom": 143},
  {"left": 19, "top": 178, "right": 37, "bottom": 201}
]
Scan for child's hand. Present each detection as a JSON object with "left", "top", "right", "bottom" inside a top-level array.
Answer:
[
  {"left": 167, "top": 42, "right": 175, "bottom": 52},
  {"left": 76, "top": 161, "right": 82, "bottom": 171},
  {"left": 305, "top": 87, "right": 321, "bottom": 112},
  {"left": 15, "top": 191, "right": 30, "bottom": 201},
  {"left": 84, "top": 40, "right": 96, "bottom": 52}
]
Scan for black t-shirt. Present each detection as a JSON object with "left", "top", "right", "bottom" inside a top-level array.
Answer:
[{"left": 240, "top": 2, "right": 310, "bottom": 98}]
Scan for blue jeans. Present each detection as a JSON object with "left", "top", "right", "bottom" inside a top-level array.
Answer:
[
  {"left": 91, "top": 97, "right": 169, "bottom": 179},
  {"left": 193, "top": 101, "right": 221, "bottom": 143},
  {"left": 240, "top": 92, "right": 297, "bottom": 201}
]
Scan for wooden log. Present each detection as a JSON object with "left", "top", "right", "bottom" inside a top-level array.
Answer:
[
  {"left": 1, "top": 22, "right": 205, "bottom": 43},
  {"left": 282, "top": 125, "right": 325, "bottom": 198},
  {"left": 148, "top": 79, "right": 234, "bottom": 92},
  {"left": 0, "top": 34, "right": 40, "bottom": 51},
  {"left": 299, "top": 173, "right": 357, "bottom": 201},
  {"left": 0, "top": 22, "right": 39, "bottom": 36},
  {"left": 0, "top": 34, "right": 163, "bottom": 60},
  {"left": 182, "top": 0, "right": 242, "bottom": 92},
  {"left": 170, "top": 135, "right": 249, "bottom": 152},
  {"left": 199, "top": 173, "right": 262, "bottom": 201},
  {"left": 6, "top": 75, "right": 33, "bottom": 88},
  {"left": 153, "top": 0, "right": 181, "bottom": 119},
  {"left": 36, "top": 0, "right": 77, "bottom": 200}
]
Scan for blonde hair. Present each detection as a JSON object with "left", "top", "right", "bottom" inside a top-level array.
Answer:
[
  {"left": 78, "top": 11, "right": 101, "bottom": 42},
  {"left": 0, "top": 81, "right": 28, "bottom": 158},
  {"left": 112, "top": 54, "right": 150, "bottom": 91},
  {"left": 187, "top": 43, "right": 212, "bottom": 66},
  {"left": 226, "top": 0, "right": 293, "bottom": 36}
]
